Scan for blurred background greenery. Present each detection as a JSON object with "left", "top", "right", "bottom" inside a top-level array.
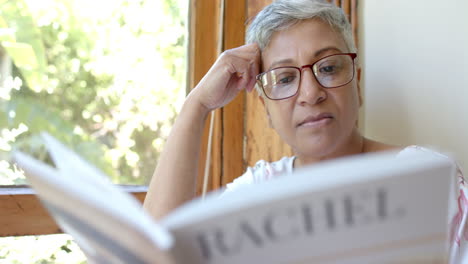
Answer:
[{"left": 0, "top": 0, "right": 187, "bottom": 262}]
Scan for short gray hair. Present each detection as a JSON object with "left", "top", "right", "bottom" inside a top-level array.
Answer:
[{"left": 246, "top": 0, "right": 356, "bottom": 53}]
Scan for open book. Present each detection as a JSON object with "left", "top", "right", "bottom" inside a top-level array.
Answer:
[{"left": 13, "top": 133, "right": 457, "bottom": 264}]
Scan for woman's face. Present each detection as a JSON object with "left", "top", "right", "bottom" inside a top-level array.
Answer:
[{"left": 260, "top": 19, "right": 361, "bottom": 160}]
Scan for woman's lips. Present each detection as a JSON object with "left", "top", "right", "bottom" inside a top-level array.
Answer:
[{"left": 297, "top": 113, "right": 334, "bottom": 128}]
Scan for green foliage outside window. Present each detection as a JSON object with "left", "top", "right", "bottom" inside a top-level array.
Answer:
[
  {"left": 0, "top": 0, "right": 187, "bottom": 185},
  {"left": 0, "top": 0, "right": 187, "bottom": 262}
]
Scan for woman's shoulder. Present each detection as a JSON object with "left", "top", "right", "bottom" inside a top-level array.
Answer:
[
  {"left": 396, "top": 145, "right": 468, "bottom": 261},
  {"left": 364, "top": 139, "right": 458, "bottom": 163},
  {"left": 361, "top": 139, "right": 443, "bottom": 157},
  {"left": 397, "top": 144, "right": 448, "bottom": 157},
  {"left": 362, "top": 138, "right": 401, "bottom": 153}
]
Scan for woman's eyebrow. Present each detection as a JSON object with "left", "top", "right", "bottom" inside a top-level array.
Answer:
[
  {"left": 268, "top": 59, "right": 294, "bottom": 70},
  {"left": 314, "top": 46, "right": 342, "bottom": 57},
  {"left": 267, "top": 47, "right": 343, "bottom": 71}
]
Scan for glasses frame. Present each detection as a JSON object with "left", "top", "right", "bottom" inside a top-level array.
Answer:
[{"left": 256, "top": 53, "right": 357, "bottom": 100}]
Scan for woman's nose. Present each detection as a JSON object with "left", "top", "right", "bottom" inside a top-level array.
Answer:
[{"left": 296, "top": 68, "right": 327, "bottom": 105}]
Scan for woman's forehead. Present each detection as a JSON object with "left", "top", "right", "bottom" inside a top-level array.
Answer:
[{"left": 261, "top": 19, "right": 348, "bottom": 70}]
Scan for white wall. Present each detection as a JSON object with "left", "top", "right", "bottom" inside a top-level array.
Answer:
[{"left": 359, "top": 0, "right": 468, "bottom": 171}]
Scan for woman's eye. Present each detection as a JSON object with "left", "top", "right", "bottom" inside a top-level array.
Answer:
[
  {"left": 277, "top": 76, "right": 295, "bottom": 84},
  {"left": 319, "top": 65, "right": 337, "bottom": 74}
]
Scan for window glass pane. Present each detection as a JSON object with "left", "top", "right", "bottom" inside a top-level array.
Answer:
[
  {"left": 0, "top": 234, "right": 87, "bottom": 263},
  {"left": 0, "top": 0, "right": 188, "bottom": 262},
  {"left": 0, "top": 0, "right": 187, "bottom": 186}
]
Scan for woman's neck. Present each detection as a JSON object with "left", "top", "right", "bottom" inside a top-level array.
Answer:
[{"left": 293, "top": 129, "right": 365, "bottom": 169}]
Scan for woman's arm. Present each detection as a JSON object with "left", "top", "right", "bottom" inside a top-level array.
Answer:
[{"left": 143, "top": 43, "right": 260, "bottom": 219}]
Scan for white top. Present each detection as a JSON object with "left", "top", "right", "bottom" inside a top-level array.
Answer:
[{"left": 225, "top": 146, "right": 468, "bottom": 263}]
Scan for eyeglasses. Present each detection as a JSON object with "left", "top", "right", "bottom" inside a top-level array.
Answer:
[{"left": 256, "top": 53, "right": 357, "bottom": 100}]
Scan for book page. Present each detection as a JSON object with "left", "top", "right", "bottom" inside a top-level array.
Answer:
[
  {"left": 162, "top": 150, "right": 456, "bottom": 264},
  {"left": 14, "top": 133, "right": 176, "bottom": 264}
]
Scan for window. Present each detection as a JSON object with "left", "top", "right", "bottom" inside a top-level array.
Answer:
[{"left": 0, "top": 0, "right": 187, "bottom": 262}]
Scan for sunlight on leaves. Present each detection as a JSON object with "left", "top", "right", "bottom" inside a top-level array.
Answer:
[{"left": 0, "top": 0, "right": 188, "bottom": 262}]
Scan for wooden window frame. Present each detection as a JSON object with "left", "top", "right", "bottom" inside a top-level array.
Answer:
[
  {"left": 0, "top": 185, "right": 147, "bottom": 236},
  {"left": 193, "top": 0, "right": 246, "bottom": 194}
]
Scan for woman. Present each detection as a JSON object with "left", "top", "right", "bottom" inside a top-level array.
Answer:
[{"left": 144, "top": 0, "right": 467, "bottom": 262}]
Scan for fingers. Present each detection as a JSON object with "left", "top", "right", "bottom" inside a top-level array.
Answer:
[
  {"left": 240, "top": 43, "right": 261, "bottom": 92},
  {"left": 219, "top": 43, "right": 261, "bottom": 92},
  {"left": 228, "top": 43, "right": 260, "bottom": 61},
  {"left": 247, "top": 52, "right": 261, "bottom": 92},
  {"left": 193, "top": 43, "right": 261, "bottom": 110}
]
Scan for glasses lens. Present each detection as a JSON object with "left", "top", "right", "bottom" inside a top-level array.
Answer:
[
  {"left": 260, "top": 67, "right": 300, "bottom": 100},
  {"left": 258, "top": 54, "right": 355, "bottom": 100},
  {"left": 313, "top": 54, "right": 354, "bottom": 88}
]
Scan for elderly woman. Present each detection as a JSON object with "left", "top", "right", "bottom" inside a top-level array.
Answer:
[{"left": 144, "top": 0, "right": 467, "bottom": 262}]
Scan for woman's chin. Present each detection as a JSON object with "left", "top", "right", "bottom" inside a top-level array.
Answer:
[{"left": 292, "top": 138, "right": 339, "bottom": 160}]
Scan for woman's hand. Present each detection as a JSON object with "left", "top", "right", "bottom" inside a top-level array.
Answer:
[{"left": 191, "top": 43, "right": 261, "bottom": 112}]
